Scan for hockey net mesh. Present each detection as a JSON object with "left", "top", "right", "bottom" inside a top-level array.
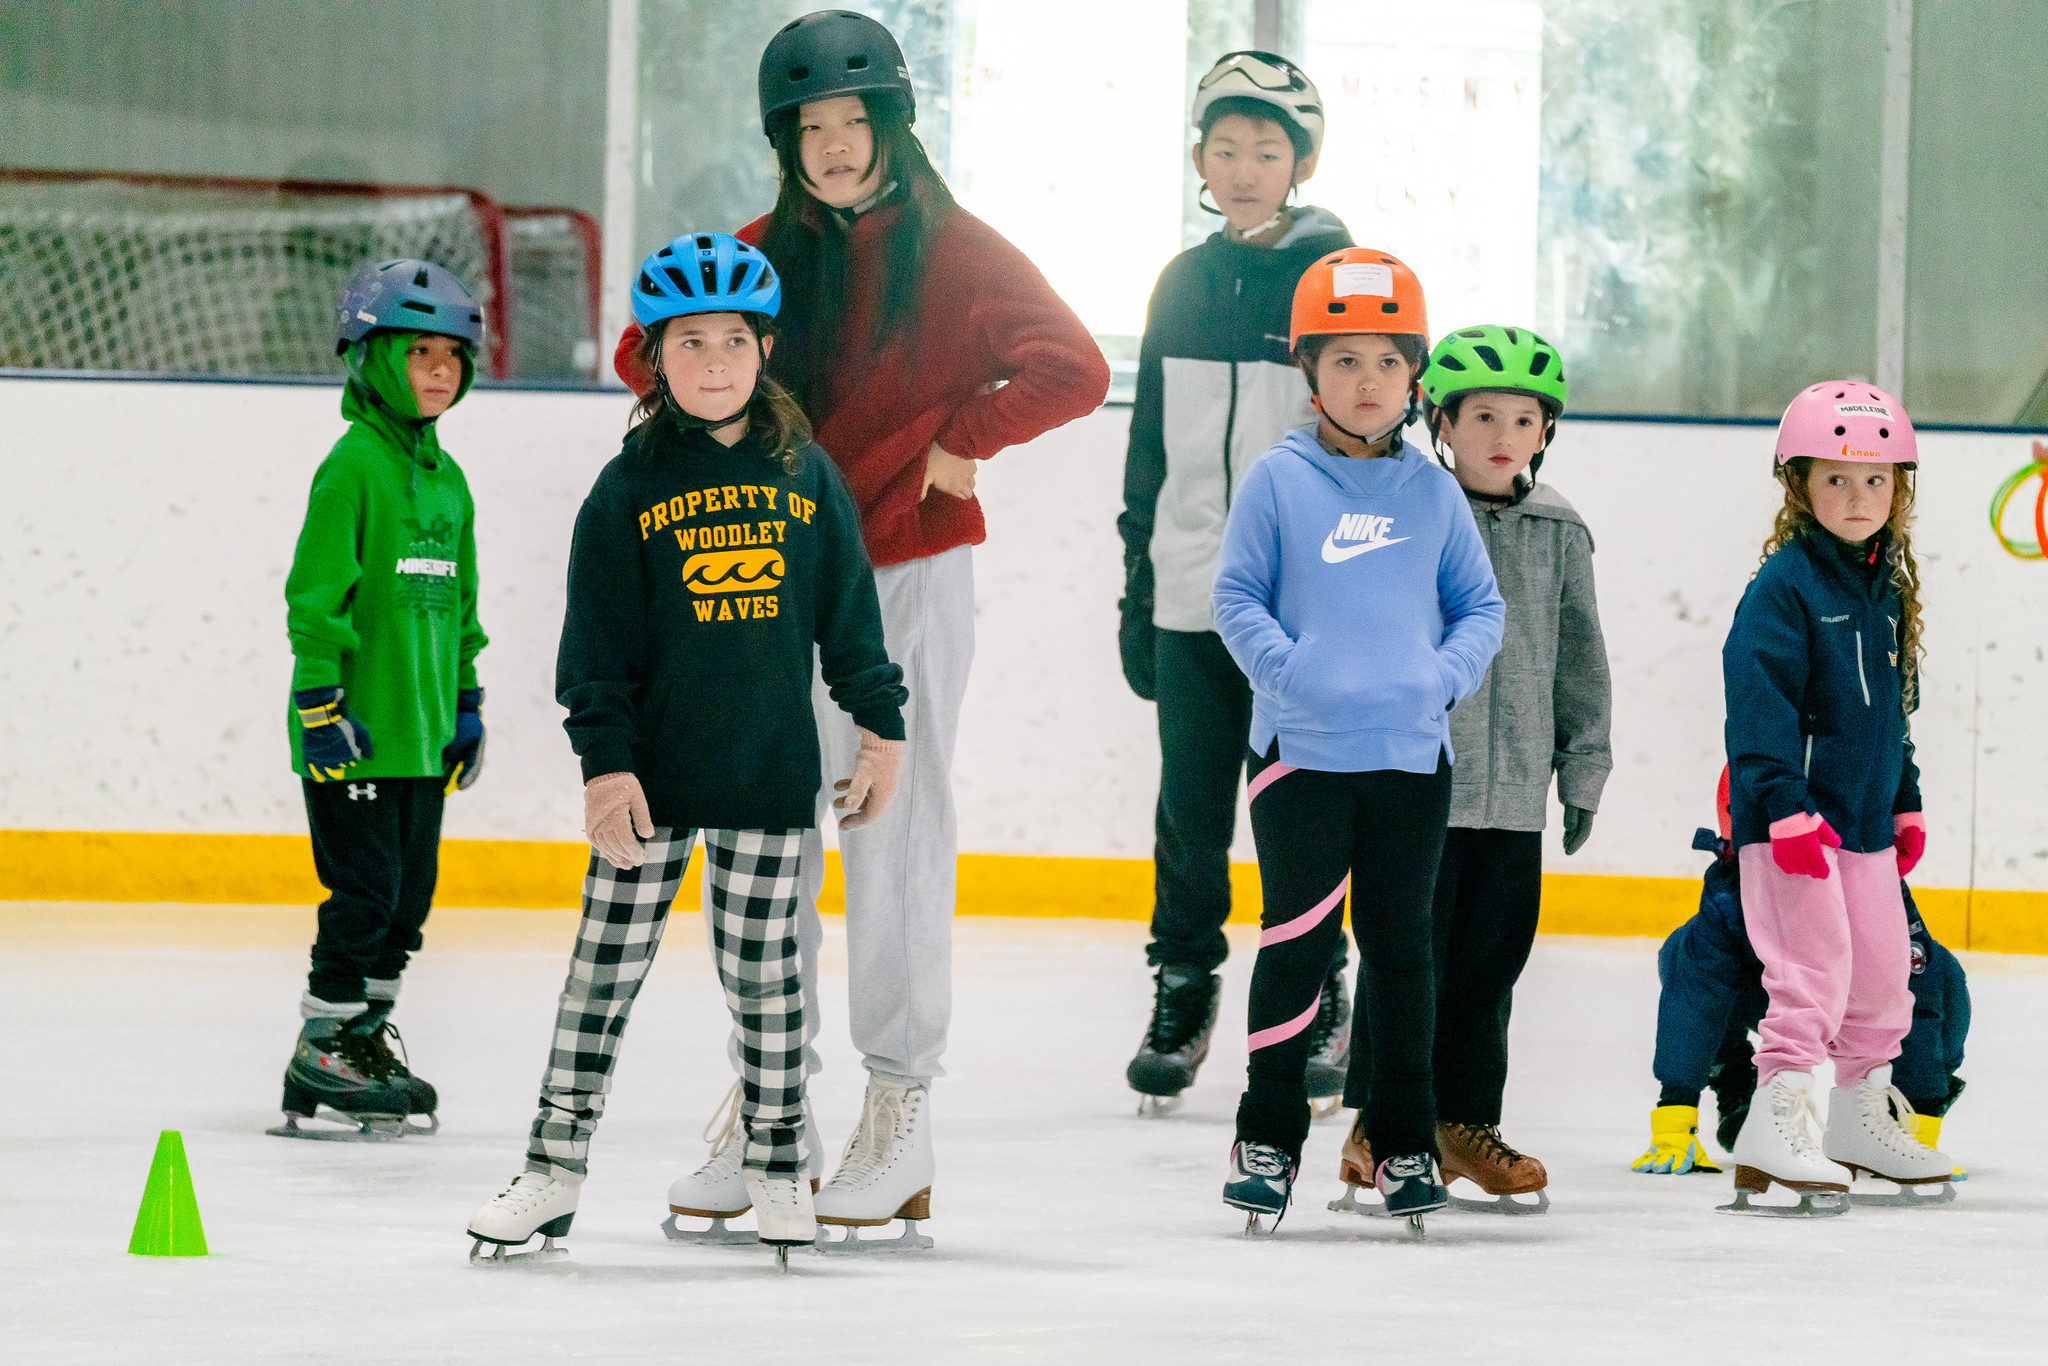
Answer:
[
  {"left": 506, "top": 209, "right": 601, "bottom": 382},
  {"left": 0, "top": 174, "right": 507, "bottom": 378}
]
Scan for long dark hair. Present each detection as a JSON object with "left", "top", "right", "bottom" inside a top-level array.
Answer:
[
  {"left": 629, "top": 314, "right": 812, "bottom": 474},
  {"left": 757, "top": 91, "right": 956, "bottom": 415}
]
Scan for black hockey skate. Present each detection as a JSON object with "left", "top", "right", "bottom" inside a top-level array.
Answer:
[
  {"left": 352, "top": 1001, "right": 439, "bottom": 1133},
  {"left": 1708, "top": 1038, "right": 1756, "bottom": 1154},
  {"left": 268, "top": 1015, "right": 416, "bottom": 1141},
  {"left": 1303, "top": 965, "right": 1351, "bottom": 1121},
  {"left": 1222, "top": 1140, "right": 1295, "bottom": 1235},
  {"left": 1127, "top": 965, "right": 1220, "bottom": 1115}
]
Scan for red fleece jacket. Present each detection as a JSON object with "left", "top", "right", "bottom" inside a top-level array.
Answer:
[{"left": 615, "top": 205, "right": 1110, "bottom": 568}]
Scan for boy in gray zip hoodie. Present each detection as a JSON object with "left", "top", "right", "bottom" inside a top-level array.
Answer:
[{"left": 1413, "top": 324, "right": 1611, "bottom": 1212}]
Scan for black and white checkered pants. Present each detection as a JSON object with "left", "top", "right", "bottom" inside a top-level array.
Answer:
[{"left": 526, "top": 827, "right": 806, "bottom": 1176}]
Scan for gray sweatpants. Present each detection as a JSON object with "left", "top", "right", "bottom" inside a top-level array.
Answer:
[{"left": 707, "top": 544, "right": 975, "bottom": 1087}]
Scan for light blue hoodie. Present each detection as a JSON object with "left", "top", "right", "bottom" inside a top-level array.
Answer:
[{"left": 1213, "top": 428, "right": 1505, "bottom": 775}]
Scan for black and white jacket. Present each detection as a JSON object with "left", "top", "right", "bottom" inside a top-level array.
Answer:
[{"left": 1117, "top": 207, "right": 1353, "bottom": 633}]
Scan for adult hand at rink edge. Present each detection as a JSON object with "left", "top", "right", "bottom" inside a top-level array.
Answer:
[
  {"left": 1893, "top": 811, "right": 1927, "bottom": 877},
  {"left": 1561, "top": 805, "right": 1595, "bottom": 856},
  {"left": 1768, "top": 811, "right": 1841, "bottom": 881},
  {"left": 834, "top": 728, "right": 905, "bottom": 831},
  {"left": 921, "top": 441, "right": 978, "bottom": 501},
  {"left": 584, "top": 771, "right": 654, "bottom": 870}
]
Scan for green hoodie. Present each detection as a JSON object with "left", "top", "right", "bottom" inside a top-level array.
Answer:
[{"left": 285, "top": 330, "right": 486, "bottom": 779}]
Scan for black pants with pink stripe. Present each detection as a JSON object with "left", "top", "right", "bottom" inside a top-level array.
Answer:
[{"left": 1237, "top": 744, "right": 1452, "bottom": 1164}]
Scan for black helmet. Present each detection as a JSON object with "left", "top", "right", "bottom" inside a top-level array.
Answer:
[{"left": 757, "top": 9, "right": 915, "bottom": 140}]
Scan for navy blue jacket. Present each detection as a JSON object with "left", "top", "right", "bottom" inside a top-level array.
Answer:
[{"left": 1722, "top": 530, "right": 1919, "bottom": 852}]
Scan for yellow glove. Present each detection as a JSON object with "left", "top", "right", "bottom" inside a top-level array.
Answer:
[
  {"left": 1631, "top": 1104, "right": 1722, "bottom": 1174},
  {"left": 1914, "top": 1113, "right": 1968, "bottom": 1181}
]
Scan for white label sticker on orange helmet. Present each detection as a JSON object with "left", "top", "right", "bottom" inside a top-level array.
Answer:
[
  {"left": 1331, "top": 262, "right": 1394, "bottom": 298},
  {"left": 1835, "top": 403, "right": 1892, "bottom": 418}
]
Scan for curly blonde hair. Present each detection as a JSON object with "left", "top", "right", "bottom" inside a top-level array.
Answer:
[{"left": 1761, "top": 457, "right": 1924, "bottom": 711}]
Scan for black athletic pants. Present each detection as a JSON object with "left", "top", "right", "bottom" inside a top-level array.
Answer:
[
  {"left": 1430, "top": 827, "right": 1544, "bottom": 1126},
  {"left": 1146, "top": 629, "right": 1342, "bottom": 981},
  {"left": 1236, "top": 745, "right": 1451, "bottom": 1163},
  {"left": 303, "top": 776, "right": 445, "bottom": 1004}
]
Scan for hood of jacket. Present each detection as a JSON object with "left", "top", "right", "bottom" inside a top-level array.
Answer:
[
  {"left": 1271, "top": 424, "right": 1435, "bottom": 499},
  {"left": 341, "top": 329, "right": 472, "bottom": 468}
]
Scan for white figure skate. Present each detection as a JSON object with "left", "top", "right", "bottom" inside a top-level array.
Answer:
[
  {"left": 745, "top": 1167, "right": 818, "bottom": 1271},
  {"left": 1719, "top": 1070, "right": 1851, "bottom": 1218},
  {"left": 1825, "top": 1065, "right": 1956, "bottom": 1207},
  {"left": 662, "top": 1082, "right": 820, "bottom": 1246},
  {"left": 813, "top": 1076, "right": 935, "bottom": 1253},
  {"left": 467, "top": 1169, "right": 579, "bottom": 1263}
]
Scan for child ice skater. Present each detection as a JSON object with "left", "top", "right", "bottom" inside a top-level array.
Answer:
[
  {"left": 1212, "top": 249, "right": 1504, "bottom": 1232},
  {"left": 1385, "top": 324, "right": 1611, "bottom": 1213},
  {"left": 1718, "top": 381, "right": 1954, "bottom": 1215},
  {"left": 273, "top": 258, "right": 489, "bottom": 1140},
  {"left": 466, "top": 232, "right": 906, "bottom": 1264},
  {"left": 1635, "top": 771, "right": 1967, "bottom": 1184},
  {"left": 1118, "top": 50, "right": 1357, "bottom": 1112},
  {"left": 614, "top": 10, "right": 1108, "bottom": 1244}
]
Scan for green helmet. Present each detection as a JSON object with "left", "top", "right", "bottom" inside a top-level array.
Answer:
[{"left": 1421, "top": 324, "right": 1568, "bottom": 418}]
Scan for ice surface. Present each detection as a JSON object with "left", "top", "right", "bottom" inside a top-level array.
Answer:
[{"left": 5, "top": 905, "right": 2045, "bottom": 1363}]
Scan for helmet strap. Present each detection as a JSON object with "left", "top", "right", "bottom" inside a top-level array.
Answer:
[{"left": 654, "top": 336, "right": 766, "bottom": 437}]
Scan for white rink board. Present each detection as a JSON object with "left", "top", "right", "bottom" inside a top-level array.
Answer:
[
  {"left": 2, "top": 916, "right": 2045, "bottom": 1362},
  {"left": 2, "top": 374, "right": 2044, "bottom": 889}
]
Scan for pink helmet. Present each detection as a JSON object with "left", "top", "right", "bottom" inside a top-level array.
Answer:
[{"left": 1774, "top": 380, "right": 1918, "bottom": 467}]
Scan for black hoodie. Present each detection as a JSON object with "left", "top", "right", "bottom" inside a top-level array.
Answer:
[
  {"left": 1117, "top": 206, "right": 1354, "bottom": 634},
  {"left": 557, "top": 419, "right": 906, "bottom": 831}
]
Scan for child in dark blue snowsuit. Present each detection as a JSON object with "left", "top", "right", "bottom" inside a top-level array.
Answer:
[{"left": 1633, "top": 823, "right": 1968, "bottom": 1174}]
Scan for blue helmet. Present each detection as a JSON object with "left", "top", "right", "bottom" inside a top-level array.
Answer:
[
  {"left": 334, "top": 258, "right": 484, "bottom": 355},
  {"left": 632, "top": 232, "right": 781, "bottom": 327}
]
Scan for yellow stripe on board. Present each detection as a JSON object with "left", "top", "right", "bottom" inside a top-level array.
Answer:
[{"left": 0, "top": 829, "right": 2041, "bottom": 954}]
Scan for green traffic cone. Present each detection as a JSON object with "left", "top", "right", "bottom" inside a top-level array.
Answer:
[{"left": 128, "top": 1130, "right": 209, "bottom": 1257}]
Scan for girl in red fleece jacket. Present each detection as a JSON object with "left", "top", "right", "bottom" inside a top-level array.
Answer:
[{"left": 620, "top": 10, "right": 1109, "bottom": 1248}]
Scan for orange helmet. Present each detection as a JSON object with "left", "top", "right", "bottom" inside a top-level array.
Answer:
[
  {"left": 1716, "top": 766, "right": 1732, "bottom": 843},
  {"left": 1289, "top": 247, "right": 1429, "bottom": 351}
]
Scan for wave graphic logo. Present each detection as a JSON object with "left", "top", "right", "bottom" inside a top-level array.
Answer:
[{"left": 682, "top": 547, "right": 785, "bottom": 594}]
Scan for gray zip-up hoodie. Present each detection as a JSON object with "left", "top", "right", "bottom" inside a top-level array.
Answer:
[{"left": 1446, "top": 480, "right": 1612, "bottom": 830}]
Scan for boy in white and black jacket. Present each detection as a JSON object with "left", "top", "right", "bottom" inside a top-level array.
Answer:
[{"left": 1117, "top": 51, "right": 1355, "bottom": 1108}]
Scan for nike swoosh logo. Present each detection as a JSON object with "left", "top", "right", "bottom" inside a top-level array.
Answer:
[{"left": 1321, "top": 532, "right": 1412, "bottom": 563}]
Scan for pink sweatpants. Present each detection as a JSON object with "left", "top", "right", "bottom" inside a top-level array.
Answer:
[{"left": 1737, "top": 843, "right": 1913, "bottom": 1085}]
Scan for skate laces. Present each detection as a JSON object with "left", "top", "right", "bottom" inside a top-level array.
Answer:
[
  {"left": 1380, "top": 1153, "right": 1431, "bottom": 1182},
  {"left": 1305, "top": 971, "right": 1346, "bottom": 1056},
  {"left": 1770, "top": 1079, "right": 1829, "bottom": 1158},
  {"left": 1446, "top": 1122, "right": 1526, "bottom": 1168},
  {"left": 1863, "top": 1076, "right": 1925, "bottom": 1149},
  {"left": 1236, "top": 1142, "right": 1289, "bottom": 1179},
  {"left": 499, "top": 1171, "right": 560, "bottom": 1211},
  {"left": 834, "top": 1084, "right": 909, "bottom": 1184},
  {"left": 702, "top": 1080, "right": 744, "bottom": 1159},
  {"left": 334, "top": 1021, "right": 401, "bottom": 1081},
  {"left": 1145, "top": 970, "right": 1213, "bottom": 1051}
]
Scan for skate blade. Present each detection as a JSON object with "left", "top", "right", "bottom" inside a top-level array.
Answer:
[
  {"left": 1447, "top": 1188, "right": 1550, "bottom": 1217},
  {"left": 1308, "top": 1095, "right": 1345, "bottom": 1123},
  {"left": 1327, "top": 1183, "right": 1385, "bottom": 1217},
  {"left": 267, "top": 1112, "right": 405, "bottom": 1142},
  {"left": 1848, "top": 1179, "right": 1956, "bottom": 1208},
  {"left": 660, "top": 1213, "right": 759, "bottom": 1246},
  {"left": 403, "top": 1113, "right": 440, "bottom": 1137},
  {"left": 1134, "top": 1094, "right": 1184, "bottom": 1118},
  {"left": 468, "top": 1234, "right": 567, "bottom": 1265},
  {"left": 812, "top": 1219, "right": 934, "bottom": 1254},
  {"left": 1715, "top": 1187, "right": 1849, "bottom": 1218}
]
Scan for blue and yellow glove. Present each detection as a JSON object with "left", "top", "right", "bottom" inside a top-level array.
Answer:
[
  {"left": 441, "top": 687, "right": 485, "bottom": 795},
  {"left": 295, "top": 686, "right": 373, "bottom": 782},
  {"left": 1631, "top": 1104, "right": 1722, "bottom": 1174}
]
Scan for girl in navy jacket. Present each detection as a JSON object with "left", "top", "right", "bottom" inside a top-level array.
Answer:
[{"left": 1718, "top": 381, "right": 1953, "bottom": 1210}]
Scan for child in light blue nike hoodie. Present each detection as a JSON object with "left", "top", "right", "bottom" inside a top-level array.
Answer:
[{"left": 1212, "top": 247, "right": 1503, "bottom": 1230}]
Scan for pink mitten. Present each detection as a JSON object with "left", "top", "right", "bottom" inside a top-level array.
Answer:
[
  {"left": 834, "top": 729, "right": 905, "bottom": 831},
  {"left": 584, "top": 771, "right": 654, "bottom": 870},
  {"left": 1894, "top": 812, "right": 1927, "bottom": 877},
  {"left": 1768, "top": 811, "right": 1842, "bottom": 880}
]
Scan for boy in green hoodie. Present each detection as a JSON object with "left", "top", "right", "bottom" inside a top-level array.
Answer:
[{"left": 270, "top": 259, "right": 490, "bottom": 1140}]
